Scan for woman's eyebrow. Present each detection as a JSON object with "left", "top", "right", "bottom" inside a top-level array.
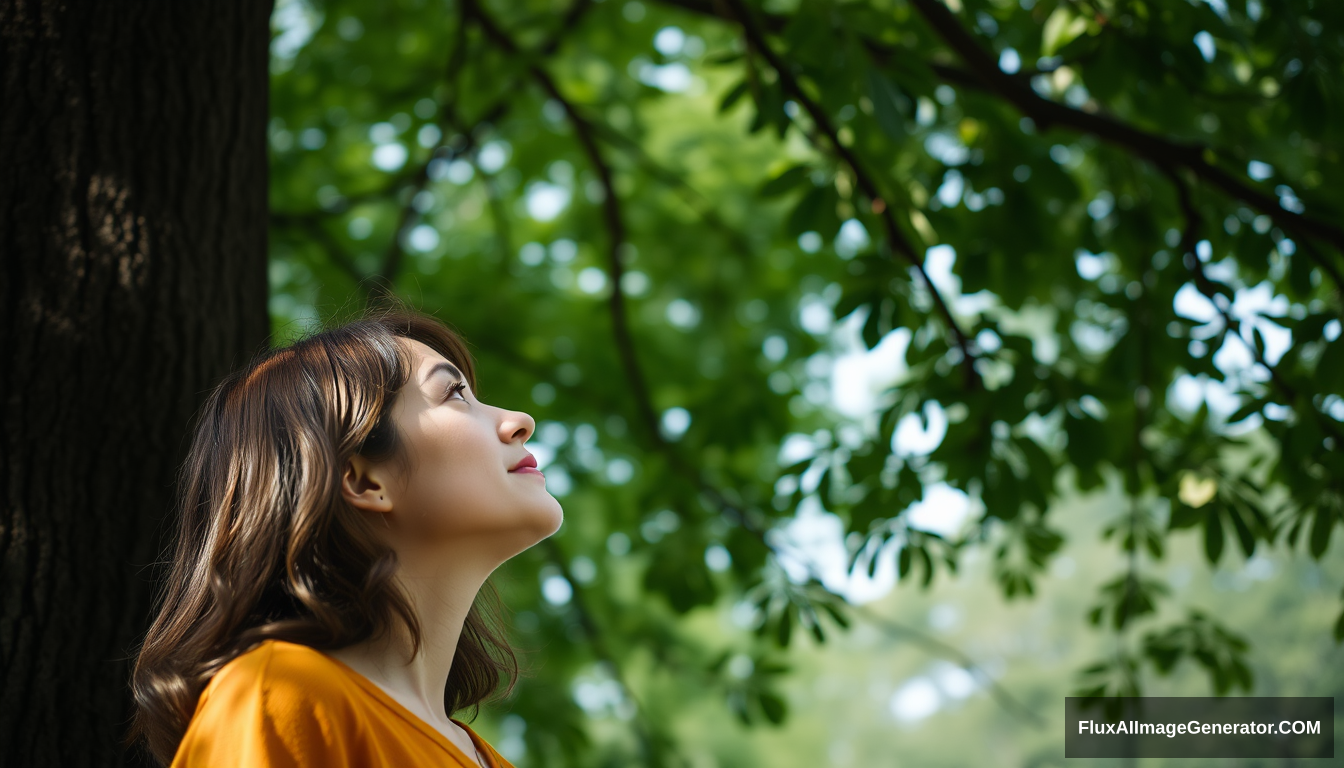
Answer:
[{"left": 422, "top": 361, "right": 465, "bottom": 386}]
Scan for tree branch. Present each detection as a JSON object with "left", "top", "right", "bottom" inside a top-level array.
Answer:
[
  {"left": 465, "top": 0, "right": 778, "bottom": 593},
  {"left": 905, "top": 0, "right": 1344, "bottom": 276},
  {"left": 653, "top": 0, "right": 1344, "bottom": 290},
  {"left": 270, "top": 212, "right": 368, "bottom": 286},
  {"left": 269, "top": 171, "right": 424, "bottom": 221},
  {"left": 1167, "top": 169, "right": 1343, "bottom": 444},
  {"left": 466, "top": 0, "right": 667, "bottom": 452},
  {"left": 586, "top": 121, "right": 758, "bottom": 261},
  {"left": 471, "top": 2, "right": 1041, "bottom": 732},
  {"left": 373, "top": 11, "right": 480, "bottom": 301},
  {"left": 540, "top": 537, "right": 663, "bottom": 764},
  {"left": 481, "top": 337, "right": 1046, "bottom": 728},
  {"left": 719, "top": 0, "right": 981, "bottom": 389},
  {"left": 373, "top": 0, "right": 596, "bottom": 301}
]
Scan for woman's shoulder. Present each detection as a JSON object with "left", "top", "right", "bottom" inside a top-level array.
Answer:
[
  {"left": 203, "top": 638, "right": 361, "bottom": 713},
  {"left": 173, "top": 640, "right": 365, "bottom": 767},
  {"left": 223, "top": 638, "right": 348, "bottom": 677}
]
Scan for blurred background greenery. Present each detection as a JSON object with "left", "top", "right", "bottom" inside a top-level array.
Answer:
[{"left": 263, "top": 0, "right": 1343, "bottom": 764}]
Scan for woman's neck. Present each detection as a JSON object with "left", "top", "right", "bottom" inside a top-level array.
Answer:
[{"left": 329, "top": 544, "right": 494, "bottom": 725}]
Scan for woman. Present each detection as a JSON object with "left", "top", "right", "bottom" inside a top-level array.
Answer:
[{"left": 129, "top": 307, "right": 563, "bottom": 768}]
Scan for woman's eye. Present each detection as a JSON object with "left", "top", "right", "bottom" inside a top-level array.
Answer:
[{"left": 445, "top": 381, "right": 468, "bottom": 402}]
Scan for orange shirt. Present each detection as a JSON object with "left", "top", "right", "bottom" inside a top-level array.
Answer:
[{"left": 170, "top": 639, "right": 516, "bottom": 768}]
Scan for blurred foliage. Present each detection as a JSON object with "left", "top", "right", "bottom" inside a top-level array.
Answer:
[{"left": 266, "top": 0, "right": 1342, "bottom": 763}]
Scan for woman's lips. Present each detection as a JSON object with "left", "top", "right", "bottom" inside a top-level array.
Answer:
[{"left": 509, "top": 453, "right": 543, "bottom": 476}]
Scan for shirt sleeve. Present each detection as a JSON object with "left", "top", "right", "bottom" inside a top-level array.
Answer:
[{"left": 170, "top": 644, "right": 356, "bottom": 768}]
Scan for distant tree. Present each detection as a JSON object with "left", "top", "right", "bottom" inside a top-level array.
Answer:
[{"left": 0, "top": 2, "right": 272, "bottom": 765}]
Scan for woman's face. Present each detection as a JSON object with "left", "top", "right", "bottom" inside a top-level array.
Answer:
[{"left": 376, "top": 338, "right": 563, "bottom": 560}]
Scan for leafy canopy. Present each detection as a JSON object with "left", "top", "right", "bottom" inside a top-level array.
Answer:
[{"left": 267, "top": 0, "right": 1342, "bottom": 763}]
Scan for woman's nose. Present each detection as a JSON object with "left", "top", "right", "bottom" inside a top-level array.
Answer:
[{"left": 500, "top": 408, "right": 535, "bottom": 443}]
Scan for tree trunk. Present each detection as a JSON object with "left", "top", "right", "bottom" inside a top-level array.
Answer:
[{"left": 0, "top": 2, "right": 273, "bottom": 765}]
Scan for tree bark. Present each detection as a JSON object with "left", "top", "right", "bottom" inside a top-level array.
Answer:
[{"left": 0, "top": 2, "right": 273, "bottom": 765}]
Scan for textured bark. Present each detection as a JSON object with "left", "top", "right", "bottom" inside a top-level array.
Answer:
[{"left": 0, "top": 2, "right": 273, "bottom": 765}]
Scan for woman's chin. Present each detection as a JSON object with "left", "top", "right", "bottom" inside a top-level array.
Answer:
[{"left": 537, "top": 498, "right": 564, "bottom": 537}]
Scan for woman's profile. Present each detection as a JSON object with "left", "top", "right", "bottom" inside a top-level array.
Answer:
[{"left": 128, "top": 306, "right": 563, "bottom": 768}]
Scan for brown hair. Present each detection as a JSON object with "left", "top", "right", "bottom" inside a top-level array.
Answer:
[{"left": 128, "top": 306, "right": 519, "bottom": 765}]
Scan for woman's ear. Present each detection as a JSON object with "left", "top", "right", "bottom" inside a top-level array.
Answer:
[{"left": 340, "top": 455, "right": 394, "bottom": 515}]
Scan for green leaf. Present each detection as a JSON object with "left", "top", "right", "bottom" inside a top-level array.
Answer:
[
  {"left": 1042, "top": 6, "right": 1089, "bottom": 56},
  {"left": 1204, "top": 507, "right": 1225, "bottom": 564},
  {"left": 706, "top": 50, "right": 744, "bottom": 66},
  {"left": 847, "top": 495, "right": 889, "bottom": 536},
  {"left": 776, "top": 604, "right": 794, "bottom": 648},
  {"left": 816, "top": 465, "right": 835, "bottom": 507},
  {"left": 818, "top": 599, "right": 851, "bottom": 629},
  {"left": 1225, "top": 398, "right": 1266, "bottom": 425},
  {"left": 1309, "top": 506, "right": 1335, "bottom": 559},
  {"left": 1065, "top": 413, "right": 1107, "bottom": 482},
  {"left": 718, "top": 80, "right": 750, "bottom": 114},
  {"left": 1288, "top": 250, "right": 1314, "bottom": 296},
  {"left": 759, "top": 165, "right": 812, "bottom": 198},
  {"left": 865, "top": 68, "right": 907, "bottom": 140},
  {"left": 1318, "top": 341, "right": 1344, "bottom": 392},
  {"left": 917, "top": 545, "right": 934, "bottom": 587},
  {"left": 1251, "top": 326, "right": 1267, "bottom": 358},
  {"left": 1294, "top": 314, "right": 1332, "bottom": 343},
  {"left": 643, "top": 530, "right": 718, "bottom": 613},
  {"left": 757, "top": 690, "right": 788, "bottom": 725},
  {"left": 749, "top": 81, "right": 786, "bottom": 135},
  {"left": 1225, "top": 501, "right": 1257, "bottom": 558},
  {"left": 808, "top": 611, "right": 826, "bottom": 643},
  {"left": 729, "top": 691, "right": 751, "bottom": 725},
  {"left": 1169, "top": 503, "right": 1204, "bottom": 530},
  {"left": 786, "top": 184, "right": 839, "bottom": 237}
]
